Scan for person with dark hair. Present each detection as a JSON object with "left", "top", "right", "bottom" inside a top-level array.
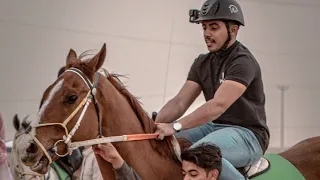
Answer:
[
  {"left": 93, "top": 143, "right": 141, "bottom": 180},
  {"left": 181, "top": 143, "right": 222, "bottom": 180},
  {"left": 93, "top": 142, "right": 222, "bottom": 180},
  {"left": 154, "top": 0, "right": 269, "bottom": 179}
]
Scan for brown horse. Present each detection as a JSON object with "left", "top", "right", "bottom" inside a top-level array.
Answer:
[
  {"left": 19, "top": 43, "right": 320, "bottom": 179},
  {"left": 19, "top": 43, "right": 189, "bottom": 180}
]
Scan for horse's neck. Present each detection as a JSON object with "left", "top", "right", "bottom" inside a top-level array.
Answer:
[
  {"left": 98, "top": 84, "right": 152, "bottom": 135},
  {"left": 96, "top": 82, "right": 183, "bottom": 179}
]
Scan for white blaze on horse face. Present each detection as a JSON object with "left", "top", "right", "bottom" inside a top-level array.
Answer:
[{"left": 33, "top": 79, "right": 64, "bottom": 126}]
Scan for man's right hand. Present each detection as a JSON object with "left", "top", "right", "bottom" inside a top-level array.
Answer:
[{"left": 92, "top": 143, "right": 124, "bottom": 169}]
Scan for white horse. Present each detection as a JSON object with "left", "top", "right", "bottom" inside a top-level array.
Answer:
[{"left": 10, "top": 114, "right": 60, "bottom": 180}]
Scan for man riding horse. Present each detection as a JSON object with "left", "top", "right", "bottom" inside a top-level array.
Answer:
[{"left": 155, "top": 0, "right": 270, "bottom": 179}]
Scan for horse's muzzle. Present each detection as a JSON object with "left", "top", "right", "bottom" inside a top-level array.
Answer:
[
  {"left": 21, "top": 142, "right": 40, "bottom": 166},
  {"left": 26, "top": 142, "right": 38, "bottom": 154},
  {"left": 21, "top": 153, "right": 38, "bottom": 167}
]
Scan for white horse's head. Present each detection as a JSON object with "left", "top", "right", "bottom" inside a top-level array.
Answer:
[{"left": 11, "top": 114, "right": 58, "bottom": 180}]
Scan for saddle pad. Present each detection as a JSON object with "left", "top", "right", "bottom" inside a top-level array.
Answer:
[
  {"left": 251, "top": 153, "right": 306, "bottom": 180},
  {"left": 51, "top": 162, "right": 71, "bottom": 180}
]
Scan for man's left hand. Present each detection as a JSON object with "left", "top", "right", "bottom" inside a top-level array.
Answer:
[{"left": 154, "top": 123, "right": 176, "bottom": 140}]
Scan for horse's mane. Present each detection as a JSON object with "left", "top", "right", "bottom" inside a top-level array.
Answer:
[
  {"left": 69, "top": 57, "right": 179, "bottom": 162},
  {"left": 108, "top": 75, "right": 179, "bottom": 161}
]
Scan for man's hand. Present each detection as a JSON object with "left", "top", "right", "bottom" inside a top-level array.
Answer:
[
  {"left": 92, "top": 143, "right": 124, "bottom": 169},
  {"left": 154, "top": 123, "right": 176, "bottom": 140}
]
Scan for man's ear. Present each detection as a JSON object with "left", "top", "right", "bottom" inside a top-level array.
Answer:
[
  {"left": 230, "top": 24, "right": 239, "bottom": 36},
  {"left": 208, "top": 169, "right": 219, "bottom": 180}
]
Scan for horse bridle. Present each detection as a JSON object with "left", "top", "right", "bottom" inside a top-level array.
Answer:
[
  {"left": 26, "top": 67, "right": 103, "bottom": 165},
  {"left": 26, "top": 67, "right": 162, "bottom": 166}
]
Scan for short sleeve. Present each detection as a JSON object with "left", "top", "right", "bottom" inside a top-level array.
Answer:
[
  {"left": 224, "top": 55, "right": 257, "bottom": 87},
  {"left": 187, "top": 55, "right": 202, "bottom": 84}
]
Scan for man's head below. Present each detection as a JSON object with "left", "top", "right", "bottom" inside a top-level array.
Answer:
[{"left": 181, "top": 143, "right": 222, "bottom": 180}]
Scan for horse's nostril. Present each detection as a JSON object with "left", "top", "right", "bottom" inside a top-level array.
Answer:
[{"left": 26, "top": 142, "right": 38, "bottom": 154}]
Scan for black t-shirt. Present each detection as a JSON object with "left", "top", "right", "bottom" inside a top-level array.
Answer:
[{"left": 187, "top": 41, "right": 270, "bottom": 153}]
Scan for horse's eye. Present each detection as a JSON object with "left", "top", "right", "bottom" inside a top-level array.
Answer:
[{"left": 68, "top": 95, "right": 78, "bottom": 104}]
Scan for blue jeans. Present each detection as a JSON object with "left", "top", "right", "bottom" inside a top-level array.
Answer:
[{"left": 176, "top": 122, "right": 263, "bottom": 180}]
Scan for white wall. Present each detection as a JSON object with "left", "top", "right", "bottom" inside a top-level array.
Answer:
[{"left": 1, "top": 0, "right": 320, "bottom": 152}]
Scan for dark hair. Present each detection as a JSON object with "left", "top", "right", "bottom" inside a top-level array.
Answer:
[
  {"left": 181, "top": 143, "right": 222, "bottom": 174},
  {"left": 228, "top": 20, "right": 241, "bottom": 27},
  {"left": 58, "top": 66, "right": 66, "bottom": 77}
]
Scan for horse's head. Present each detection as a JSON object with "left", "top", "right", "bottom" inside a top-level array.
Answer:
[
  {"left": 11, "top": 114, "right": 45, "bottom": 180},
  {"left": 20, "top": 44, "right": 108, "bottom": 174}
]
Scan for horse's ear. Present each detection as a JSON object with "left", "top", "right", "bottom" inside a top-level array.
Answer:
[
  {"left": 13, "top": 114, "right": 20, "bottom": 131},
  {"left": 66, "top": 49, "right": 78, "bottom": 67},
  {"left": 87, "top": 43, "right": 106, "bottom": 71}
]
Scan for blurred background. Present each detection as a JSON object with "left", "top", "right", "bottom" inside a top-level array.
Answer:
[{"left": 1, "top": 0, "right": 319, "bottom": 154}]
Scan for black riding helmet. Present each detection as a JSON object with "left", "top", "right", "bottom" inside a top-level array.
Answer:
[{"left": 189, "top": 0, "right": 245, "bottom": 53}]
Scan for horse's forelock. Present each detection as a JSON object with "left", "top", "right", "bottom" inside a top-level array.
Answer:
[
  {"left": 67, "top": 61, "right": 95, "bottom": 81},
  {"left": 78, "top": 49, "right": 96, "bottom": 60},
  {"left": 21, "top": 114, "right": 34, "bottom": 130},
  {"left": 21, "top": 121, "right": 30, "bottom": 130},
  {"left": 65, "top": 49, "right": 99, "bottom": 81}
]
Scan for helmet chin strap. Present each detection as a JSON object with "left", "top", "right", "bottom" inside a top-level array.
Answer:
[{"left": 214, "top": 21, "right": 232, "bottom": 55}]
